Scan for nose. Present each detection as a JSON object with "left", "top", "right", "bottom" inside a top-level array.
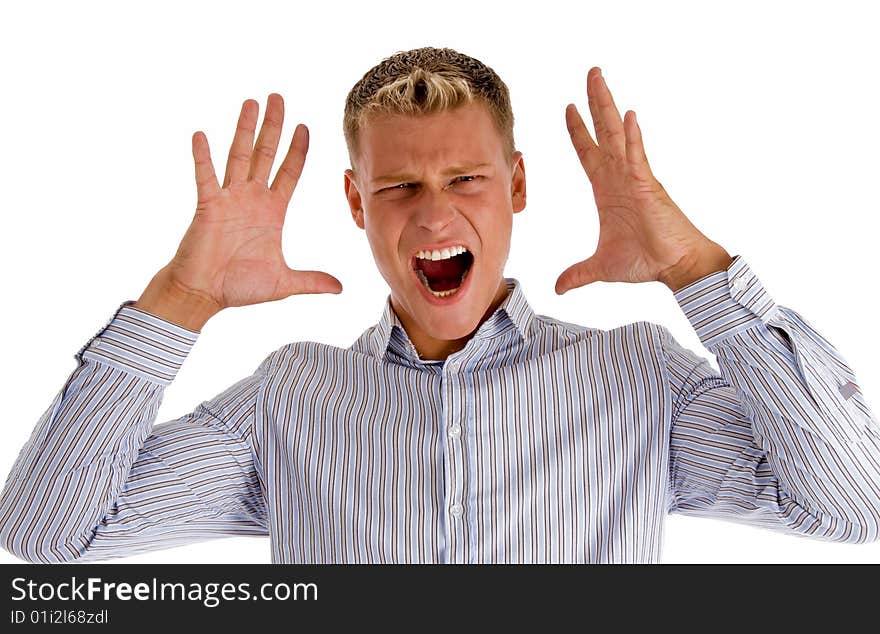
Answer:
[{"left": 415, "top": 187, "right": 457, "bottom": 233}]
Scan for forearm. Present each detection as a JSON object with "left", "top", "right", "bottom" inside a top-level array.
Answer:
[
  {"left": 0, "top": 303, "right": 198, "bottom": 562},
  {"left": 670, "top": 257, "right": 880, "bottom": 540}
]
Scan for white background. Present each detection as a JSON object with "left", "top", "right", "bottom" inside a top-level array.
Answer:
[{"left": 1, "top": 0, "right": 878, "bottom": 563}]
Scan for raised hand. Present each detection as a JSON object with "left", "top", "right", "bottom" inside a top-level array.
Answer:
[
  {"left": 554, "top": 68, "right": 732, "bottom": 295},
  {"left": 136, "top": 94, "right": 342, "bottom": 330}
]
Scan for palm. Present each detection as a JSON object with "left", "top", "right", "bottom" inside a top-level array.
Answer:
[
  {"left": 585, "top": 171, "right": 702, "bottom": 284},
  {"left": 167, "top": 93, "right": 341, "bottom": 310},
  {"left": 174, "top": 184, "right": 293, "bottom": 308},
  {"left": 555, "top": 68, "right": 714, "bottom": 294}
]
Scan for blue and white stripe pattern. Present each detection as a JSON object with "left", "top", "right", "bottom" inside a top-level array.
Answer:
[{"left": 2, "top": 255, "right": 879, "bottom": 563}]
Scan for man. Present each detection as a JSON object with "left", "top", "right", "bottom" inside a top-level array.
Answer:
[{"left": 1, "top": 47, "right": 878, "bottom": 563}]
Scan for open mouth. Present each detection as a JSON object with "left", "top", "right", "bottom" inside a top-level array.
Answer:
[{"left": 412, "top": 245, "right": 474, "bottom": 298}]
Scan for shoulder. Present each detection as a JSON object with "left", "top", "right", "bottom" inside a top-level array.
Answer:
[
  {"left": 259, "top": 339, "right": 376, "bottom": 382},
  {"left": 531, "top": 313, "right": 670, "bottom": 347}
]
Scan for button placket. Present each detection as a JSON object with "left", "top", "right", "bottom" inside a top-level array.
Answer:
[{"left": 441, "top": 362, "right": 468, "bottom": 564}]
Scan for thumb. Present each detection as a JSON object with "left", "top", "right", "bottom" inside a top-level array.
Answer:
[
  {"left": 555, "top": 256, "right": 603, "bottom": 295},
  {"left": 279, "top": 268, "right": 343, "bottom": 297}
]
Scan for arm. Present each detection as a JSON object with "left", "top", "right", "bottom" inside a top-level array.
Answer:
[
  {"left": 2, "top": 92, "right": 341, "bottom": 563},
  {"left": 663, "top": 255, "right": 880, "bottom": 542},
  {"left": 0, "top": 301, "right": 278, "bottom": 562},
  {"left": 553, "top": 66, "right": 880, "bottom": 542}
]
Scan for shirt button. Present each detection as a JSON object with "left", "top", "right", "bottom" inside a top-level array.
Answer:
[
  {"left": 730, "top": 277, "right": 747, "bottom": 292},
  {"left": 449, "top": 424, "right": 461, "bottom": 438},
  {"left": 450, "top": 504, "right": 463, "bottom": 517},
  {"left": 92, "top": 337, "right": 102, "bottom": 348}
]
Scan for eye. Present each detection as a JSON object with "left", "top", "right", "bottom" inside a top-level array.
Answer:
[
  {"left": 448, "top": 175, "right": 483, "bottom": 188},
  {"left": 388, "top": 182, "right": 418, "bottom": 192},
  {"left": 377, "top": 183, "right": 416, "bottom": 194}
]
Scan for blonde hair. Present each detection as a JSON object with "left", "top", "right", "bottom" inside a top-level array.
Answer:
[{"left": 343, "top": 47, "right": 515, "bottom": 168}]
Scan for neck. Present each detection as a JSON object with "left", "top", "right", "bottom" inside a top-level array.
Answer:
[{"left": 394, "top": 279, "right": 511, "bottom": 361}]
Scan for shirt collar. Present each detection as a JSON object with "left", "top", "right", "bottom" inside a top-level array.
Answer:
[{"left": 368, "top": 277, "right": 535, "bottom": 362}]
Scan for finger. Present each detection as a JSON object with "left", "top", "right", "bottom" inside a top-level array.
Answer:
[
  {"left": 191, "top": 131, "right": 220, "bottom": 202},
  {"left": 280, "top": 269, "right": 343, "bottom": 297},
  {"left": 555, "top": 256, "right": 604, "bottom": 295},
  {"left": 248, "top": 93, "right": 285, "bottom": 186},
  {"left": 623, "top": 110, "right": 653, "bottom": 183},
  {"left": 565, "top": 103, "right": 601, "bottom": 177},
  {"left": 222, "top": 99, "right": 258, "bottom": 188},
  {"left": 270, "top": 123, "right": 309, "bottom": 202},
  {"left": 587, "top": 67, "right": 626, "bottom": 158}
]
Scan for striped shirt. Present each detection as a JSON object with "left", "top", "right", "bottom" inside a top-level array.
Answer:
[{"left": 2, "top": 255, "right": 879, "bottom": 563}]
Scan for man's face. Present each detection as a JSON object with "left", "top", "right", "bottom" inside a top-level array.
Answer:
[{"left": 344, "top": 101, "right": 526, "bottom": 352}]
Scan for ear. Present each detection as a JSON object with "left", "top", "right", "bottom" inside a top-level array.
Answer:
[
  {"left": 344, "top": 168, "right": 365, "bottom": 230},
  {"left": 510, "top": 151, "right": 526, "bottom": 214}
]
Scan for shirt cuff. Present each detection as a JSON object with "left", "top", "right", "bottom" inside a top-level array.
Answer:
[
  {"left": 672, "top": 255, "right": 778, "bottom": 349},
  {"left": 74, "top": 300, "right": 200, "bottom": 386}
]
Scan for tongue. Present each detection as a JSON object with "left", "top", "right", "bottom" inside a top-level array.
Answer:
[{"left": 417, "top": 255, "right": 467, "bottom": 292}]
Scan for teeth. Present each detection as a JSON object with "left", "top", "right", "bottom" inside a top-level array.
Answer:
[
  {"left": 429, "top": 288, "right": 459, "bottom": 298},
  {"left": 416, "top": 245, "right": 468, "bottom": 261}
]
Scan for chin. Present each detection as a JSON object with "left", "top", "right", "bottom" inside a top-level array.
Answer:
[{"left": 415, "top": 303, "right": 483, "bottom": 340}]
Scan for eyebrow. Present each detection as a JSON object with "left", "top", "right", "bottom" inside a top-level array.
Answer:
[{"left": 371, "top": 162, "right": 493, "bottom": 187}]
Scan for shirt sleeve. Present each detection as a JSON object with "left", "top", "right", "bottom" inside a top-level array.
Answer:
[
  {"left": 0, "top": 300, "right": 277, "bottom": 563},
  {"left": 662, "top": 255, "right": 880, "bottom": 543}
]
